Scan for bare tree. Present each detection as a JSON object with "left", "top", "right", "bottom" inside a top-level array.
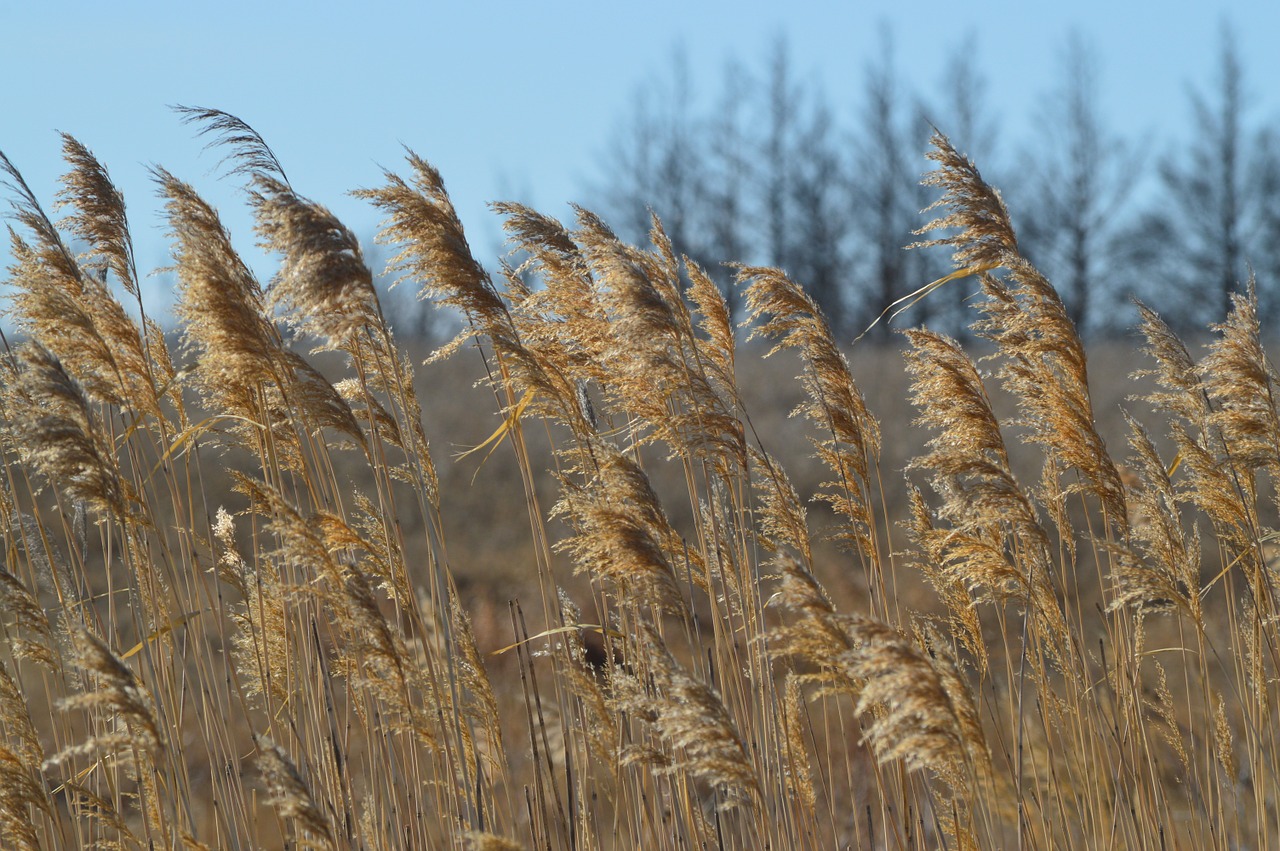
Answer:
[
  {"left": 1127, "top": 24, "right": 1280, "bottom": 328},
  {"left": 937, "top": 33, "right": 998, "bottom": 167},
  {"left": 1018, "top": 32, "right": 1139, "bottom": 335},
  {"left": 852, "top": 26, "right": 917, "bottom": 339},
  {"left": 702, "top": 59, "right": 752, "bottom": 319},
  {"left": 595, "top": 45, "right": 705, "bottom": 261},
  {"left": 790, "top": 97, "right": 850, "bottom": 333},
  {"left": 761, "top": 36, "right": 801, "bottom": 273}
]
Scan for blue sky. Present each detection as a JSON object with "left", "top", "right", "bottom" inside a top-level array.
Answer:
[{"left": 2, "top": 1, "right": 1278, "bottom": 310}]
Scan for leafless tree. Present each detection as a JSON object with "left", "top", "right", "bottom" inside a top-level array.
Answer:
[
  {"left": 852, "top": 26, "right": 917, "bottom": 339},
  {"left": 596, "top": 45, "right": 705, "bottom": 262},
  {"left": 702, "top": 59, "right": 752, "bottom": 319},
  {"left": 790, "top": 97, "right": 850, "bottom": 333},
  {"left": 1018, "top": 32, "right": 1139, "bottom": 335},
  {"left": 761, "top": 36, "right": 801, "bottom": 274},
  {"left": 1126, "top": 24, "right": 1280, "bottom": 328}
]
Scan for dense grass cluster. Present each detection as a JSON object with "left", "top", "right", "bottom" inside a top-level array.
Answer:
[{"left": 1, "top": 111, "right": 1278, "bottom": 849}]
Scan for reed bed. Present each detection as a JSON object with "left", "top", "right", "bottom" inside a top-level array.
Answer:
[{"left": 0, "top": 111, "right": 1276, "bottom": 850}]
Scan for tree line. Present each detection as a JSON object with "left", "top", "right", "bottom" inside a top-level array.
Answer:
[{"left": 590, "top": 25, "right": 1280, "bottom": 340}]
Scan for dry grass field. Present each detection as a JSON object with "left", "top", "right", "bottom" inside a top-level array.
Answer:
[{"left": 1, "top": 112, "right": 1278, "bottom": 849}]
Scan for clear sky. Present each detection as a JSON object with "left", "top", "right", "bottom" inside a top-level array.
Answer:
[{"left": 2, "top": 1, "right": 1278, "bottom": 309}]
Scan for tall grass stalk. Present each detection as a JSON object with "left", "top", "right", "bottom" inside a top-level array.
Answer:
[{"left": 0, "top": 114, "right": 1275, "bottom": 849}]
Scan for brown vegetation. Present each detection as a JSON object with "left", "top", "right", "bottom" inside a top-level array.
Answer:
[{"left": 0, "top": 112, "right": 1277, "bottom": 849}]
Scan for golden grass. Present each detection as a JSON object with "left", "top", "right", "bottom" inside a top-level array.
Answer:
[{"left": 0, "top": 113, "right": 1277, "bottom": 849}]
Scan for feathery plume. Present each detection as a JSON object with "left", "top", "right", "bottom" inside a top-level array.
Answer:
[
  {"left": 4, "top": 149, "right": 158, "bottom": 415},
  {"left": 1199, "top": 282, "right": 1280, "bottom": 476},
  {"left": 903, "top": 328, "right": 1064, "bottom": 644},
  {"left": 1109, "top": 415, "right": 1201, "bottom": 619},
  {"left": 6, "top": 343, "right": 126, "bottom": 517},
  {"left": 685, "top": 257, "right": 736, "bottom": 382},
  {"left": 613, "top": 623, "right": 760, "bottom": 810},
  {"left": 157, "top": 166, "right": 279, "bottom": 406},
  {"left": 0, "top": 745, "right": 50, "bottom": 851},
  {"left": 54, "top": 133, "right": 139, "bottom": 296},
  {"left": 920, "top": 132, "right": 1127, "bottom": 537},
  {"left": 254, "top": 175, "right": 379, "bottom": 349},
  {"left": 916, "top": 130, "right": 1018, "bottom": 271},
  {"left": 0, "top": 566, "right": 59, "bottom": 671},
  {"left": 49, "top": 629, "right": 166, "bottom": 763},
  {"left": 0, "top": 663, "right": 42, "bottom": 768},
  {"left": 254, "top": 735, "right": 333, "bottom": 849},
  {"left": 740, "top": 265, "right": 880, "bottom": 556},
  {"left": 174, "top": 105, "right": 289, "bottom": 184},
  {"left": 355, "top": 151, "right": 504, "bottom": 361},
  {"left": 211, "top": 505, "right": 290, "bottom": 709},
  {"left": 770, "top": 558, "right": 986, "bottom": 792},
  {"left": 553, "top": 445, "right": 686, "bottom": 611},
  {"left": 1132, "top": 301, "right": 1210, "bottom": 429}
]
